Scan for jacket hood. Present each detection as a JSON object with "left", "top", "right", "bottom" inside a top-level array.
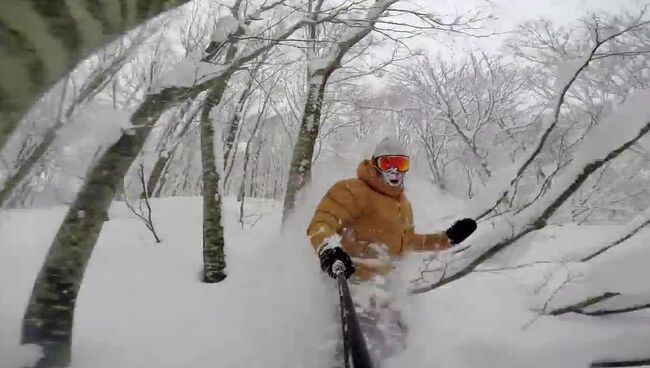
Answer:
[{"left": 357, "top": 159, "right": 403, "bottom": 198}]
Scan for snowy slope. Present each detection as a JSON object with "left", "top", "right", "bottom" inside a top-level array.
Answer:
[
  {"left": 1, "top": 197, "right": 337, "bottom": 368},
  {"left": 2, "top": 180, "right": 650, "bottom": 368}
]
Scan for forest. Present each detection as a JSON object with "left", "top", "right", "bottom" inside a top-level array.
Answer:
[{"left": 1, "top": 0, "right": 649, "bottom": 367}]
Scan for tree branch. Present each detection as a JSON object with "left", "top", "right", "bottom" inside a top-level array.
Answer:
[
  {"left": 591, "top": 358, "right": 650, "bottom": 367},
  {"left": 576, "top": 302, "right": 650, "bottom": 316},
  {"left": 547, "top": 292, "right": 620, "bottom": 316}
]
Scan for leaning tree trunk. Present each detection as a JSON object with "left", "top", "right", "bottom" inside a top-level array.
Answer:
[
  {"left": 20, "top": 85, "right": 200, "bottom": 368},
  {"left": 281, "top": 0, "right": 398, "bottom": 220},
  {"left": 223, "top": 78, "right": 254, "bottom": 164},
  {"left": 0, "top": 0, "right": 192, "bottom": 152},
  {"left": 146, "top": 102, "right": 200, "bottom": 197},
  {"left": 222, "top": 86, "right": 252, "bottom": 192},
  {"left": 1, "top": 43, "right": 140, "bottom": 208},
  {"left": 20, "top": 11, "right": 310, "bottom": 365},
  {"left": 282, "top": 70, "right": 331, "bottom": 218}
]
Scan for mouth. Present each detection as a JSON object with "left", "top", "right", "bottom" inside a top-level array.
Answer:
[{"left": 389, "top": 178, "right": 400, "bottom": 185}]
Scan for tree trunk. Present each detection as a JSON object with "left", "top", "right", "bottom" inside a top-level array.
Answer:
[
  {"left": 1, "top": 45, "right": 137, "bottom": 208},
  {"left": 282, "top": 71, "right": 331, "bottom": 218},
  {"left": 20, "top": 85, "right": 197, "bottom": 367},
  {"left": 200, "top": 75, "right": 232, "bottom": 283},
  {"left": 146, "top": 154, "right": 170, "bottom": 197},
  {"left": 0, "top": 0, "right": 192, "bottom": 152},
  {"left": 249, "top": 142, "right": 263, "bottom": 197},
  {"left": 223, "top": 79, "right": 254, "bottom": 165},
  {"left": 20, "top": 11, "right": 313, "bottom": 363},
  {"left": 281, "top": 0, "right": 397, "bottom": 220},
  {"left": 146, "top": 104, "right": 199, "bottom": 197}
]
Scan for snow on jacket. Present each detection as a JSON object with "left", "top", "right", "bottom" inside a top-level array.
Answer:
[{"left": 307, "top": 159, "right": 450, "bottom": 279}]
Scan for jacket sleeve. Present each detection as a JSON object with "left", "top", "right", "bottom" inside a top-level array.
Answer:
[
  {"left": 402, "top": 199, "right": 451, "bottom": 252},
  {"left": 307, "top": 180, "right": 365, "bottom": 252}
]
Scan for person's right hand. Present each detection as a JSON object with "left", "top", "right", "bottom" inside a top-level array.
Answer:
[
  {"left": 445, "top": 218, "right": 477, "bottom": 245},
  {"left": 319, "top": 246, "right": 355, "bottom": 279}
]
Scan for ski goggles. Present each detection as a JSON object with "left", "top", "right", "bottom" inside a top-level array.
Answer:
[{"left": 374, "top": 155, "right": 410, "bottom": 172}]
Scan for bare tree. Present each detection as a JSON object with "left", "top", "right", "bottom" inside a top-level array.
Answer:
[
  {"left": 392, "top": 53, "right": 527, "bottom": 194},
  {"left": 283, "top": 0, "right": 400, "bottom": 219},
  {"left": 412, "top": 89, "right": 650, "bottom": 295},
  {"left": 238, "top": 78, "right": 276, "bottom": 227},
  {"left": 476, "top": 9, "right": 650, "bottom": 221},
  {"left": 125, "top": 163, "right": 162, "bottom": 243},
  {"left": 145, "top": 99, "right": 201, "bottom": 198},
  {"left": 20, "top": 3, "right": 321, "bottom": 363}
]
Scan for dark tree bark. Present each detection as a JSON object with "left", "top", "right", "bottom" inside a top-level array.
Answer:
[
  {"left": 0, "top": 0, "right": 192, "bottom": 151},
  {"left": 200, "top": 75, "right": 232, "bottom": 283},
  {"left": 547, "top": 292, "right": 620, "bottom": 316},
  {"left": 591, "top": 358, "right": 650, "bottom": 367},
  {"left": 1, "top": 41, "right": 143, "bottom": 208},
  {"left": 146, "top": 103, "right": 200, "bottom": 197}
]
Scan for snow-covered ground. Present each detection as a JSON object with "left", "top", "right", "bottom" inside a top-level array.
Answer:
[{"left": 2, "top": 175, "right": 650, "bottom": 368}]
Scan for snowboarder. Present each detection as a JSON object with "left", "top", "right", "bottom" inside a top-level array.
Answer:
[{"left": 307, "top": 136, "right": 477, "bottom": 364}]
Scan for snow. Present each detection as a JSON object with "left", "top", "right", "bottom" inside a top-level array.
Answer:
[
  {"left": 3, "top": 171, "right": 650, "bottom": 367},
  {"left": 515, "top": 90, "right": 650, "bottom": 230},
  {"left": 309, "top": 57, "right": 334, "bottom": 71},
  {"left": 210, "top": 16, "right": 239, "bottom": 44},
  {"left": 1, "top": 198, "right": 337, "bottom": 368},
  {"left": 456, "top": 90, "right": 650, "bottom": 279},
  {"left": 4, "top": 0, "right": 650, "bottom": 366},
  {"left": 573, "top": 90, "right": 650, "bottom": 163},
  {"left": 467, "top": 165, "right": 518, "bottom": 218},
  {"left": 58, "top": 102, "right": 133, "bottom": 150},
  {"left": 554, "top": 57, "right": 589, "bottom": 92},
  {"left": 154, "top": 50, "right": 227, "bottom": 92},
  {"left": 0, "top": 206, "right": 66, "bottom": 367}
]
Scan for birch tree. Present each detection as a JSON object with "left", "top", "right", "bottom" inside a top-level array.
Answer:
[
  {"left": 283, "top": 0, "right": 400, "bottom": 218},
  {"left": 20, "top": 4, "right": 321, "bottom": 365},
  {"left": 0, "top": 27, "right": 158, "bottom": 208},
  {"left": 0, "top": 0, "right": 193, "bottom": 153},
  {"left": 281, "top": 0, "right": 489, "bottom": 218}
]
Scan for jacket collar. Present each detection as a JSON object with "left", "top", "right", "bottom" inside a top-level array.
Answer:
[{"left": 357, "top": 159, "right": 404, "bottom": 199}]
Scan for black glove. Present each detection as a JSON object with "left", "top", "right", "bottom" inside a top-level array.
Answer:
[
  {"left": 319, "top": 246, "right": 355, "bottom": 279},
  {"left": 445, "top": 218, "right": 477, "bottom": 245}
]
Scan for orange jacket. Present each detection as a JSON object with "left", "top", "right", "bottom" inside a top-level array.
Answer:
[{"left": 307, "top": 159, "right": 450, "bottom": 279}]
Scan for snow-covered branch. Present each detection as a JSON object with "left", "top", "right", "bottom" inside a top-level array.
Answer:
[
  {"left": 581, "top": 209, "right": 650, "bottom": 261},
  {"left": 476, "top": 14, "right": 650, "bottom": 221},
  {"left": 411, "top": 90, "right": 650, "bottom": 295}
]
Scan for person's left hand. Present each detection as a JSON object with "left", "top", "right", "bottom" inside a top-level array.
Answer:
[{"left": 445, "top": 218, "right": 477, "bottom": 245}]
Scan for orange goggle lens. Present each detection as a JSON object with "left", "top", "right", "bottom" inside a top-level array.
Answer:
[{"left": 375, "top": 155, "right": 410, "bottom": 172}]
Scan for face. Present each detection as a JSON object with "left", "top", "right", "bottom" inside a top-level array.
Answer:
[
  {"left": 380, "top": 167, "right": 406, "bottom": 187},
  {"left": 374, "top": 155, "right": 409, "bottom": 187}
]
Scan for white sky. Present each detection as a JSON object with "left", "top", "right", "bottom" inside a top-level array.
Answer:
[
  {"left": 361, "top": 0, "right": 647, "bottom": 92},
  {"left": 409, "top": 0, "right": 647, "bottom": 55}
]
